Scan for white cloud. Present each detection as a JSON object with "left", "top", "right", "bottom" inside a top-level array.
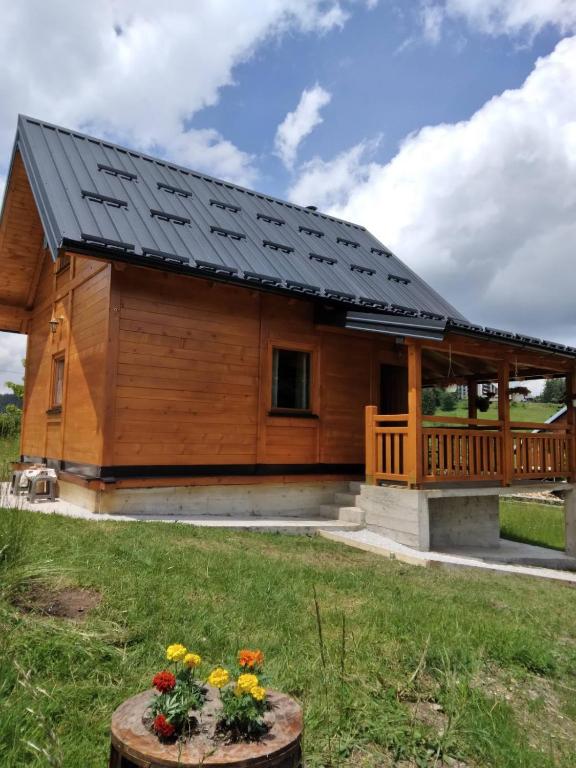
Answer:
[
  {"left": 0, "top": 0, "right": 353, "bottom": 186},
  {"left": 427, "top": 0, "right": 576, "bottom": 40},
  {"left": 275, "top": 85, "right": 332, "bottom": 169},
  {"left": 0, "top": 334, "right": 26, "bottom": 392},
  {"left": 421, "top": 2, "right": 444, "bottom": 43},
  {"left": 288, "top": 137, "right": 380, "bottom": 207},
  {"left": 290, "top": 37, "right": 576, "bottom": 345}
]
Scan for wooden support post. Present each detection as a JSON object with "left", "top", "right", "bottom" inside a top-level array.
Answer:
[
  {"left": 498, "top": 359, "right": 511, "bottom": 486},
  {"left": 407, "top": 342, "right": 423, "bottom": 488},
  {"left": 467, "top": 378, "right": 477, "bottom": 421},
  {"left": 566, "top": 368, "right": 576, "bottom": 482},
  {"left": 365, "top": 405, "right": 378, "bottom": 485}
]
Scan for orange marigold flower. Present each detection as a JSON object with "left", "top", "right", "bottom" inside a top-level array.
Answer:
[{"left": 238, "top": 649, "right": 264, "bottom": 669}]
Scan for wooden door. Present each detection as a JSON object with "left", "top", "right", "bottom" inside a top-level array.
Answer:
[{"left": 380, "top": 364, "right": 408, "bottom": 414}]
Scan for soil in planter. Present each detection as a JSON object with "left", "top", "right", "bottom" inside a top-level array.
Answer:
[{"left": 12, "top": 585, "right": 101, "bottom": 621}]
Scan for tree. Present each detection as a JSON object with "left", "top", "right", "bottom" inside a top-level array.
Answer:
[
  {"left": 5, "top": 380, "right": 24, "bottom": 400},
  {"left": 539, "top": 378, "right": 566, "bottom": 404},
  {"left": 422, "top": 388, "right": 437, "bottom": 416},
  {"left": 0, "top": 381, "right": 23, "bottom": 438},
  {"left": 440, "top": 390, "right": 458, "bottom": 412}
]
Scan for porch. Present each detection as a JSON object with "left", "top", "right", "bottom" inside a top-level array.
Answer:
[{"left": 365, "top": 338, "right": 575, "bottom": 489}]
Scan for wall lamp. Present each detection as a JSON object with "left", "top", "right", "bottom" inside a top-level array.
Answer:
[{"left": 49, "top": 315, "right": 64, "bottom": 334}]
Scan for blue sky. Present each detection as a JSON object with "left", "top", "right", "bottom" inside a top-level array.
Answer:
[
  {"left": 0, "top": 0, "right": 575, "bottom": 388},
  {"left": 190, "top": 3, "right": 564, "bottom": 197}
]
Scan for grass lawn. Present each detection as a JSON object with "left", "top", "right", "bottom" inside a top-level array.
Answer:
[
  {"left": 2, "top": 509, "right": 576, "bottom": 767},
  {"left": 434, "top": 401, "right": 561, "bottom": 422},
  {"left": 0, "top": 434, "right": 18, "bottom": 479},
  {"left": 501, "top": 500, "right": 565, "bottom": 551}
]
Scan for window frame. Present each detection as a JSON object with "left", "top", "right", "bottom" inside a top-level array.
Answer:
[
  {"left": 48, "top": 354, "right": 65, "bottom": 414},
  {"left": 267, "top": 341, "right": 318, "bottom": 418}
]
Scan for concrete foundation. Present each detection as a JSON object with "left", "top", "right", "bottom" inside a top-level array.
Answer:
[
  {"left": 58, "top": 478, "right": 348, "bottom": 517},
  {"left": 358, "top": 481, "right": 574, "bottom": 552}
]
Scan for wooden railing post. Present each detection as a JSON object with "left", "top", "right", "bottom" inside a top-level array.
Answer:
[
  {"left": 498, "top": 359, "right": 511, "bottom": 486},
  {"left": 407, "top": 342, "right": 423, "bottom": 488},
  {"left": 365, "top": 405, "right": 378, "bottom": 485}
]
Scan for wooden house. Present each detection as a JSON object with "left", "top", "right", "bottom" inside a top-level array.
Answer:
[{"left": 1, "top": 116, "right": 575, "bottom": 547}]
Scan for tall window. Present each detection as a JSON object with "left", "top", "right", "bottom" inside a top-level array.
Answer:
[
  {"left": 51, "top": 356, "right": 65, "bottom": 408},
  {"left": 271, "top": 348, "right": 311, "bottom": 411}
]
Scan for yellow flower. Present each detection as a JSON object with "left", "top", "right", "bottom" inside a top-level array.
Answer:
[
  {"left": 184, "top": 652, "right": 202, "bottom": 668},
  {"left": 166, "top": 643, "right": 187, "bottom": 662},
  {"left": 236, "top": 673, "right": 259, "bottom": 695},
  {"left": 251, "top": 685, "right": 266, "bottom": 702},
  {"left": 207, "top": 667, "right": 230, "bottom": 688}
]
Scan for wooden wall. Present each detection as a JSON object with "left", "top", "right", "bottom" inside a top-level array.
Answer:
[
  {"left": 20, "top": 254, "right": 404, "bottom": 473},
  {"left": 20, "top": 253, "right": 111, "bottom": 467},
  {"left": 107, "top": 266, "right": 400, "bottom": 469},
  {"left": 0, "top": 152, "right": 46, "bottom": 331}
]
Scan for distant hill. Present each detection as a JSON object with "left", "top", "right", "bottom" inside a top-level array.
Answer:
[{"left": 0, "top": 393, "right": 22, "bottom": 412}]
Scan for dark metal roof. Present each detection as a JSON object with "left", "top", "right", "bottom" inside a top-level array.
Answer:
[
  {"left": 13, "top": 115, "right": 464, "bottom": 320},
  {"left": 8, "top": 116, "right": 576, "bottom": 360},
  {"left": 315, "top": 308, "right": 576, "bottom": 358}
]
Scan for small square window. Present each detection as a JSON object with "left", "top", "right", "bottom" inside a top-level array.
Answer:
[
  {"left": 272, "top": 349, "right": 311, "bottom": 410},
  {"left": 51, "top": 357, "right": 65, "bottom": 408}
]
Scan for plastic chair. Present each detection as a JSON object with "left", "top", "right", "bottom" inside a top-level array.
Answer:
[
  {"left": 27, "top": 473, "right": 57, "bottom": 503},
  {"left": 10, "top": 470, "right": 29, "bottom": 496}
]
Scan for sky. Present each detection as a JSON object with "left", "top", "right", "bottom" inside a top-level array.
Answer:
[{"left": 0, "top": 0, "right": 575, "bottom": 392}]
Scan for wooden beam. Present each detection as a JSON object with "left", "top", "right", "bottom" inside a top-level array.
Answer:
[
  {"left": 467, "top": 377, "right": 478, "bottom": 420},
  {"left": 407, "top": 342, "right": 423, "bottom": 488},
  {"left": 421, "top": 334, "right": 573, "bottom": 373},
  {"left": 566, "top": 367, "right": 576, "bottom": 482}
]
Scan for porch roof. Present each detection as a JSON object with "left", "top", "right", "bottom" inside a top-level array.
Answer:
[{"left": 320, "top": 308, "right": 576, "bottom": 363}]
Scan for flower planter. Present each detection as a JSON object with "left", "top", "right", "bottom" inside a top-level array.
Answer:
[{"left": 109, "top": 685, "right": 303, "bottom": 768}]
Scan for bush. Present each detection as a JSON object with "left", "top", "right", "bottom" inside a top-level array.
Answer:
[
  {"left": 422, "top": 388, "right": 437, "bottom": 416},
  {"left": 440, "top": 390, "right": 459, "bottom": 412},
  {"left": 0, "top": 404, "right": 22, "bottom": 440}
]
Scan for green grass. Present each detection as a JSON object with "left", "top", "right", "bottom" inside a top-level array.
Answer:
[
  {"left": 434, "top": 401, "right": 561, "bottom": 422},
  {"left": 501, "top": 499, "right": 565, "bottom": 551},
  {"left": 1, "top": 509, "right": 576, "bottom": 767},
  {"left": 0, "top": 434, "right": 18, "bottom": 480}
]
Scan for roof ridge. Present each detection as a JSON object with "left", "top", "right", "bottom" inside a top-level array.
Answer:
[{"left": 17, "top": 114, "right": 367, "bottom": 233}]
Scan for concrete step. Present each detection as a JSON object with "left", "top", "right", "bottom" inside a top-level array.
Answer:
[
  {"left": 348, "top": 481, "right": 363, "bottom": 494},
  {"left": 337, "top": 506, "right": 365, "bottom": 524},
  {"left": 319, "top": 504, "right": 340, "bottom": 519},
  {"left": 334, "top": 492, "right": 359, "bottom": 506},
  {"left": 120, "top": 515, "right": 363, "bottom": 535},
  {"left": 320, "top": 504, "right": 365, "bottom": 525}
]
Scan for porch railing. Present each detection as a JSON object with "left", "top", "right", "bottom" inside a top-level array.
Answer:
[{"left": 365, "top": 406, "right": 574, "bottom": 487}]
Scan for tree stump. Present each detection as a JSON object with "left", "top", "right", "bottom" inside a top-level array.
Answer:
[{"left": 109, "top": 687, "right": 303, "bottom": 768}]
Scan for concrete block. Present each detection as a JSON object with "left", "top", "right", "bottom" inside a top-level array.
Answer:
[
  {"left": 564, "top": 488, "right": 576, "bottom": 556},
  {"left": 428, "top": 495, "right": 500, "bottom": 549},
  {"left": 59, "top": 480, "right": 349, "bottom": 518}
]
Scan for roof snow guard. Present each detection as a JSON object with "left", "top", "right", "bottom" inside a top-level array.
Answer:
[{"left": 13, "top": 115, "right": 463, "bottom": 321}]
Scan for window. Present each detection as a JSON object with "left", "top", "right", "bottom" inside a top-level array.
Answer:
[
  {"left": 271, "top": 349, "right": 311, "bottom": 411},
  {"left": 51, "top": 356, "right": 65, "bottom": 409}
]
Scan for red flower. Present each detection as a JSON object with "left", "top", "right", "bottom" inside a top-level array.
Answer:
[
  {"left": 153, "top": 714, "right": 175, "bottom": 738},
  {"left": 152, "top": 671, "right": 177, "bottom": 693}
]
